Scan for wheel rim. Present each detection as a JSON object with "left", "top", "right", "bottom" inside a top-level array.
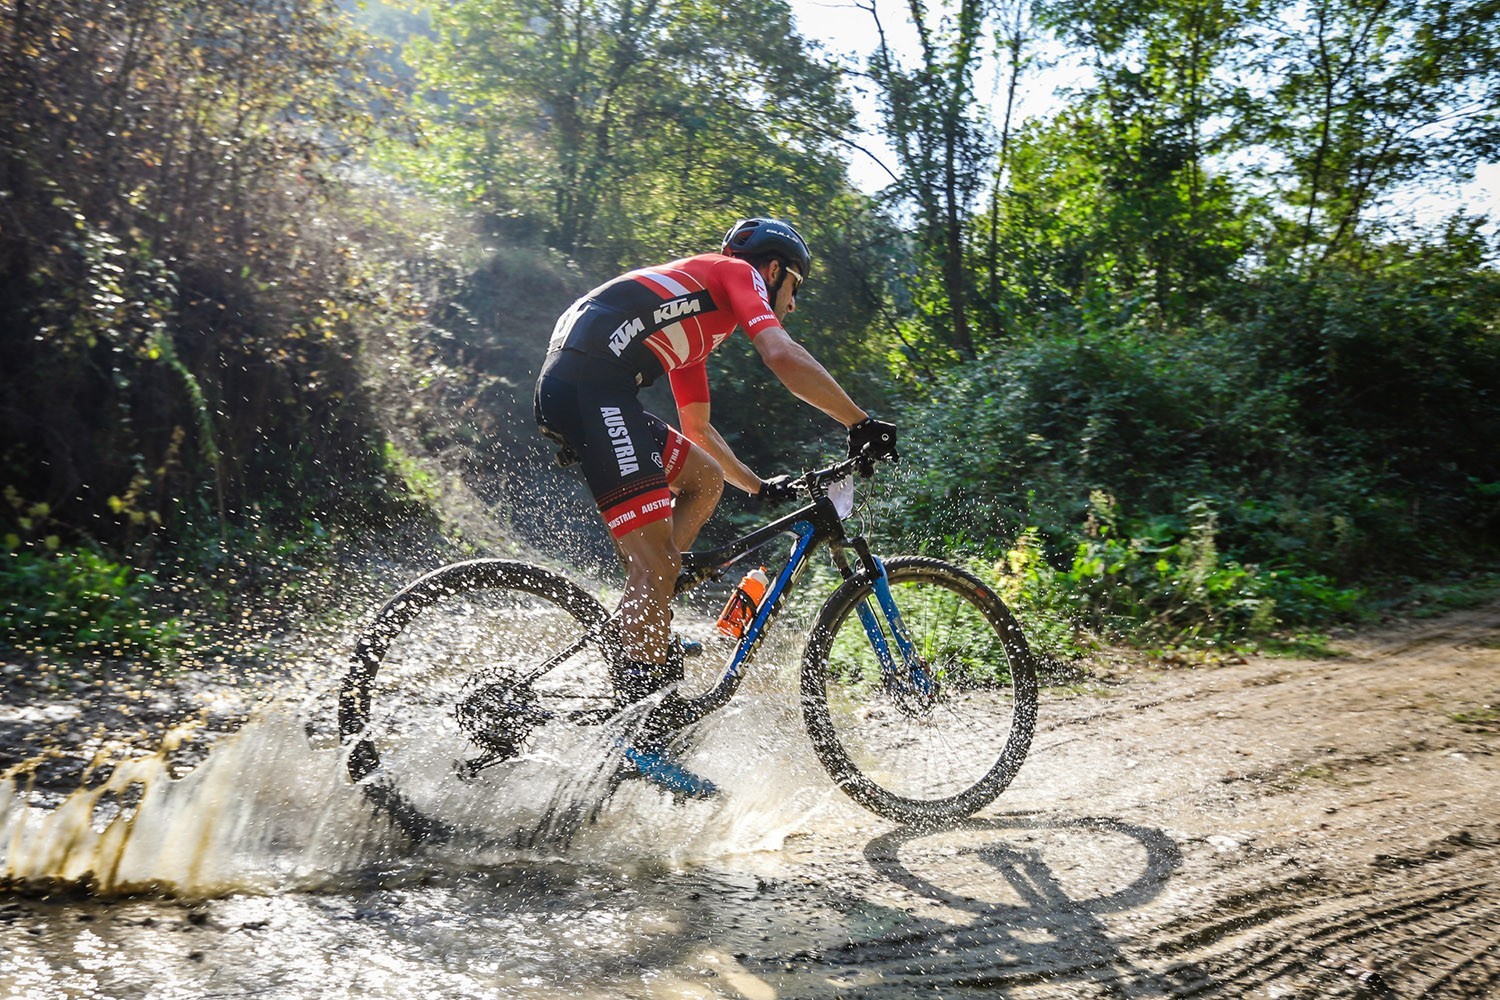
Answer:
[{"left": 805, "top": 563, "right": 1036, "bottom": 821}]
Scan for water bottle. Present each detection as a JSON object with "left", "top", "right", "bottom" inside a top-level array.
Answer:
[{"left": 715, "top": 566, "right": 769, "bottom": 639}]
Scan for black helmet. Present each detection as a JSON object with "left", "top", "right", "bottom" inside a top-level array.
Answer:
[{"left": 721, "top": 218, "right": 812, "bottom": 279}]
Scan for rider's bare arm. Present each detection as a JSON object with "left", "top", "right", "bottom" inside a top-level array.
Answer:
[
  {"left": 750, "top": 328, "right": 868, "bottom": 429},
  {"left": 677, "top": 401, "right": 762, "bottom": 494}
]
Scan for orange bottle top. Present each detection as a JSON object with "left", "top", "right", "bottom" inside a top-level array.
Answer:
[{"left": 715, "top": 566, "right": 769, "bottom": 638}]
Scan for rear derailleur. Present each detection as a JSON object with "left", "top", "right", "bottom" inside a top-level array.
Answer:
[{"left": 453, "top": 673, "right": 552, "bottom": 780}]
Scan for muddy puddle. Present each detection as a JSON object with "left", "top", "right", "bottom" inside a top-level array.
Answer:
[{"left": 4, "top": 604, "right": 1499, "bottom": 998}]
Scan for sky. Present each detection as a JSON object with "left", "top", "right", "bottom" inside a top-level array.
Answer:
[{"left": 788, "top": 0, "right": 1500, "bottom": 229}]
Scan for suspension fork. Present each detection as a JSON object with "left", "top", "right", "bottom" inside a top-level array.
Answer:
[{"left": 834, "top": 540, "right": 933, "bottom": 698}]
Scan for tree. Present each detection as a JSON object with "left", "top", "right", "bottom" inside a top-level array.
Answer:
[
  {"left": 1249, "top": 0, "right": 1500, "bottom": 267},
  {"left": 978, "top": 0, "right": 1257, "bottom": 327},
  {"left": 0, "top": 0, "right": 400, "bottom": 546},
  {"left": 864, "top": 0, "right": 997, "bottom": 360},
  {"left": 980, "top": 0, "right": 1042, "bottom": 339},
  {"left": 403, "top": 0, "right": 858, "bottom": 268}
]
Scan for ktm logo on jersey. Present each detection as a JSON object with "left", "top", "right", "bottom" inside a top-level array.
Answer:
[
  {"left": 608, "top": 294, "right": 708, "bottom": 356},
  {"left": 653, "top": 297, "right": 703, "bottom": 325},
  {"left": 608, "top": 317, "right": 647, "bottom": 357}
]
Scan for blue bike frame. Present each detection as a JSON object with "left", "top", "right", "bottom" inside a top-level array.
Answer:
[{"left": 666, "top": 465, "right": 927, "bottom": 724}]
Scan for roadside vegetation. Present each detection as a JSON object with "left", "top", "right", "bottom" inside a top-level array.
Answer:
[{"left": 2, "top": 0, "right": 1498, "bottom": 675}]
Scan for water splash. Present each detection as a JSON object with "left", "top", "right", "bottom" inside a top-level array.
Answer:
[
  {"left": 0, "top": 642, "right": 859, "bottom": 898},
  {"left": 0, "top": 711, "right": 393, "bottom": 896}
]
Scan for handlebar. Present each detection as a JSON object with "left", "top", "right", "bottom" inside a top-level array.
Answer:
[
  {"left": 675, "top": 454, "right": 889, "bottom": 589},
  {"left": 787, "top": 452, "right": 890, "bottom": 498}
]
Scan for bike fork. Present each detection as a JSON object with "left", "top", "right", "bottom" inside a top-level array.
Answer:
[{"left": 853, "top": 557, "right": 935, "bottom": 700}]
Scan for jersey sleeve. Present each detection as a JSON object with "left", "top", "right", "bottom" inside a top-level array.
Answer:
[
  {"left": 717, "top": 258, "right": 781, "bottom": 340},
  {"left": 668, "top": 361, "right": 711, "bottom": 408}
]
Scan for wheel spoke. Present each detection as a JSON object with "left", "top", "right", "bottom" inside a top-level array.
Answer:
[
  {"left": 338, "top": 561, "right": 612, "bottom": 840},
  {"left": 802, "top": 558, "right": 1038, "bottom": 824}
]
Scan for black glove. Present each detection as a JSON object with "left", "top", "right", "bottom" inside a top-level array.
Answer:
[
  {"left": 847, "top": 417, "right": 898, "bottom": 465},
  {"left": 755, "top": 474, "right": 799, "bottom": 506}
]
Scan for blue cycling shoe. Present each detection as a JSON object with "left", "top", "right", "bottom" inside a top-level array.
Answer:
[{"left": 621, "top": 745, "right": 719, "bottom": 800}]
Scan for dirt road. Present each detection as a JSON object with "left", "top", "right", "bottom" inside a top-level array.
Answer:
[
  {"left": 2, "top": 602, "right": 1498, "bottom": 998},
  {"left": 760, "top": 602, "right": 1500, "bottom": 997}
]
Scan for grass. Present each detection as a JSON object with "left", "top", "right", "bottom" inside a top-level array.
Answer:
[
  {"left": 1385, "top": 573, "right": 1500, "bottom": 619},
  {"left": 1255, "top": 632, "right": 1348, "bottom": 659},
  {"left": 1449, "top": 705, "right": 1499, "bottom": 731}
]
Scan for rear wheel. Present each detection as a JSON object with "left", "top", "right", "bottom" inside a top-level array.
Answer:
[
  {"left": 801, "top": 556, "right": 1038, "bottom": 826},
  {"left": 338, "top": 559, "right": 613, "bottom": 841}
]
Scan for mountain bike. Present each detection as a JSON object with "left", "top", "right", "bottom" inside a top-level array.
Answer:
[{"left": 338, "top": 457, "right": 1038, "bottom": 840}]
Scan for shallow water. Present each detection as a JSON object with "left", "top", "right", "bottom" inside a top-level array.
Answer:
[{"left": 0, "top": 626, "right": 1170, "bottom": 999}]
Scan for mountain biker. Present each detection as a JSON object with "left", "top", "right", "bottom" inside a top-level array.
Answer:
[{"left": 533, "top": 217, "right": 898, "bottom": 796}]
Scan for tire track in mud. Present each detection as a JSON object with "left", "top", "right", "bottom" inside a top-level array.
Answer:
[
  {"left": 1073, "top": 602, "right": 1500, "bottom": 999},
  {"left": 748, "top": 604, "right": 1500, "bottom": 998},
  {"left": 1144, "top": 828, "right": 1500, "bottom": 998},
  {"left": 762, "top": 826, "right": 1500, "bottom": 998}
]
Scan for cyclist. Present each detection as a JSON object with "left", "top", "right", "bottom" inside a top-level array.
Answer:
[{"left": 533, "top": 218, "right": 897, "bottom": 796}]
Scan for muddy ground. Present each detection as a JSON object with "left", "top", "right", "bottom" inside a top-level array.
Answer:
[{"left": 2, "top": 601, "right": 1498, "bottom": 998}]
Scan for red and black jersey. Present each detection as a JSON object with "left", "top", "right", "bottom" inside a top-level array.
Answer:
[{"left": 548, "top": 253, "right": 779, "bottom": 408}]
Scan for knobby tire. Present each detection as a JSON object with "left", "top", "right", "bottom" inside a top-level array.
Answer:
[
  {"left": 800, "top": 556, "right": 1038, "bottom": 826},
  {"left": 338, "top": 559, "right": 611, "bottom": 841}
]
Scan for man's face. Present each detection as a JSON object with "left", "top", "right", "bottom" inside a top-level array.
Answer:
[{"left": 770, "top": 261, "right": 802, "bottom": 322}]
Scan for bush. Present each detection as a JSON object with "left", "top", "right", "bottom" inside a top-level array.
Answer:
[
  {"left": 996, "top": 494, "right": 1362, "bottom": 651},
  {"left": 883, "top": 234, "right": 1500, "bottom": 644},
  {"left": 0, "top": 546, "right": 182, "bottom": 662}
]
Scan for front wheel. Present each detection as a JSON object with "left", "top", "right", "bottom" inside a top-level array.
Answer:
[{"left": 801, "top": 556, "right": 1038, "bottom": 826}]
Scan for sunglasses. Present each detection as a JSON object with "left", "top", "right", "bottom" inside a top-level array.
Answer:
[{"left": 781, "top": 264, "right": 805, "bottom": 295}]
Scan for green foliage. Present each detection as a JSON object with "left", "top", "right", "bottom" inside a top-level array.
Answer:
[
  {"left": 880, "top": 219, "right": 1499, "bottom": 644},
  {"left": 0, "top": 546, "right": 182, "bottom": 662},
  {"left": 0, "top": 0, "right": 429, "bottom": 557},
  {"left": 866, "top": 0, "right": 998, "bottom": 359},
  {"left": 1, "top": 0, "right": 1496, "bottom": 667},
  {"left": 1248, "top": 0, "right": 1500, "bottom": 263},
  {"left": 1009, "top": 0, "right": 1258, "bottom": 328},
  {"left": 1227, "top": 227, "right": 1500, "bottom": 570},
  {"left": 397, "top": 0, "right": 857, "bottom": 268},
  {"left": 381, "top": 442, "right": 442, "bottom": 505},
  {"left": 996, "top": 494, "right": 1361, "bottom": 650},
  {"left": 988, "top": 102, "right": 1257, "bottom": 332}
]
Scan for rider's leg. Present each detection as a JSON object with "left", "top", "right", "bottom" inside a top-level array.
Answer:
[
  {"left": 614, "top": 517, "right": 680, "bottom": 666},
  {"left": 611, "top": 493, "right": 719, "bottom": 799},
  {"left": 606, "top": 443, "right": 720, "bottom": 572},
  {"left": 666, "top": 444, "right": 723, "bottom": 553}
]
